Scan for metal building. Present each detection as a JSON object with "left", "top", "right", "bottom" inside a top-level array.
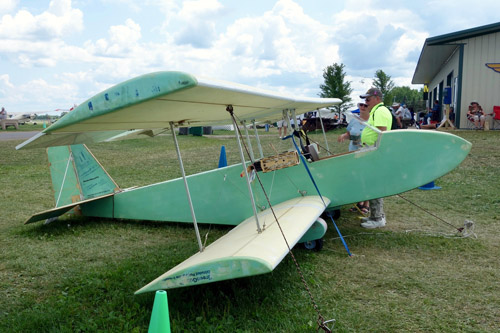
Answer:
[{"left": 412, "top": 22, "right": 500, "bottom": 129}]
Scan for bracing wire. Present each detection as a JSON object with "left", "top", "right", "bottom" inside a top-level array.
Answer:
[
  {"left": 285, "top": 132, "right": 352, "bottom": 257},
  {"left": 397, "top": 194, "right": 465, "bottom": 233},
  {"left": 227, "top": 108, "right": 333, "bottom": 332}
]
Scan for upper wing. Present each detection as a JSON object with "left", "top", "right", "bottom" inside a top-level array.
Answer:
[
  {"left": 135, "top": 195, "right": 329, "bottom": 293},
  {"left": 17, "top": 71, "right": 341, "bottom": 149}
]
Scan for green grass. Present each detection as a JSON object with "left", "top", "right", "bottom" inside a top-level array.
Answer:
[
  {"left": 1, "top": 129, "right": 499, "bottom": 332},
  {"left": 1, "top": 123, "right": 47, "bottom": 131}
]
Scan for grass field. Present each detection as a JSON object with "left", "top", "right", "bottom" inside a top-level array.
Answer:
[
  {"left": 1, "top": 123, "right": 47, "bottom": 131},
  {"left": 0, "top": 128, "right": 499, "bottom": 332}
]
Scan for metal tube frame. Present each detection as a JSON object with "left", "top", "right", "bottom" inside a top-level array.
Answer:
[
  {"left": 169, "top": 122, "right": 204, "bottom": 252},
  {"left": 284, "top": 109, "right": 294, "bottom": 150},
  {"left": 252, "top": 119, "right": 264, "bottom": 159},
  {"left": 318, "top": 109, "right": 330, "bottom": 155},
  {"left": 242, "top": 120, "right": 255, "bottom": 162},
  {"left": 232, "top": 116, "right": 262, "bottom": 233},
  {"left": 55, "top": 150, "right": 74, "bottom": 208},
  {"left": 290, "top": 109, "right": 297, "bottom": 131}
]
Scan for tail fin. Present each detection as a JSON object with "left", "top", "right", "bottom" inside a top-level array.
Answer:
[{"left": 48, "top": 144, "right": 120, "bottom": 207}]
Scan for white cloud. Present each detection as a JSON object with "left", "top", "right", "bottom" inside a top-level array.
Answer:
[
  {"left": 0, "top": 74, "right": 79, "bottom": 112},
  {"left": 101, "top": 0, "right": 144, "bottom": 13},
  {"left": 1, "top": 0, "right": 500, "bottom": 114},
  {"left": 84, "top": 18, "right": 142, "bottom": 59},
  {"left": 328, "top": 4, "right": 431, "bottom": 84},
  {"left": 0, "top": 38, "right": 93, "bottom": 69},
  {"left": 0, "top": 0, "right": 18, "bottom": 15},
  {"left": 172, "top": 0, "right": 224, "bottom": 47},
  {"left": 109, "top": 19, "right": 141, "bottom": 45},
  {"left": 178, "top": 0, "right": 223, "bottom": 19},
  {"left": 0, "top": 74, "right": 14, "bottom": 99},
  {"left": 211, "top": 0, "right": 340, "bottom": 85},
  {"left": 0, "top": 0, "right": 83, "bottom": 40}
]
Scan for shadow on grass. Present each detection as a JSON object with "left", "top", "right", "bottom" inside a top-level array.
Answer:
[{"left": 16, "top": 215, "right": 234, "bottom": 239}]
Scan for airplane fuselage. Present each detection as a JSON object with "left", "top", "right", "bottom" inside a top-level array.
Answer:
[{"left": 80, "top": 130, "right": 471, "bottom": 225}]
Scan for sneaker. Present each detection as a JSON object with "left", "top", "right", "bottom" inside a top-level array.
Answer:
[
  {"left": 361, "top": 218, "right": 386, "bottom": 229},
  {"left": 361, "top": 217, "right": 370, "bottom": 222}
]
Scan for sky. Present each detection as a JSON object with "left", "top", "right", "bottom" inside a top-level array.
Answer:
[{"left": 1, "top": 0, "right": 499, "bottom": 114}]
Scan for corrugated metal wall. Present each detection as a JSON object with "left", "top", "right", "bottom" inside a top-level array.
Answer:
[
  {"left": 459, "top": 31, "right": 500, "bottom": 127},
  {"left": 427, "top": 49, "right": 459, "bottom": 123},
  {"left": 429, "top": 49, "right": 459, "bottom": 101}
]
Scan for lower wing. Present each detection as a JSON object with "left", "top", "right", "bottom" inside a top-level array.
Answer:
[{"left": 135, "top": 195, "right": 329, "bottom": 293}]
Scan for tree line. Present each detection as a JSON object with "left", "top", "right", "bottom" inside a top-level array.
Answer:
[{"left": 319, "top": 63, "right": 425, "bottom": 114}]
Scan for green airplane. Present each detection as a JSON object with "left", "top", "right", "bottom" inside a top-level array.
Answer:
[{"left": 17, "top": 71, "right": 471, "bottom": 293}]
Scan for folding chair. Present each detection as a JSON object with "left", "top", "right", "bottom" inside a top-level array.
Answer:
[
  {"left": 466, "top": 115, "right": 477, "bottom": 129},
  {"left": 465, "top": 106, "right": 476, "bottom": 129},
  {"left": 491, "top": 106, "right": 500, "bottom": 130}
]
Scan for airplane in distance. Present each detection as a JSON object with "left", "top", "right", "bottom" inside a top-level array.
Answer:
[
  {"left": 6, "top": 112, "right": 37, "bottom": 124},
  {"left": 16, "top": 71, "right": 471, "bottom": 295}
]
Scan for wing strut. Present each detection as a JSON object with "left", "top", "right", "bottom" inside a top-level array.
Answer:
[
  {"left": 227, "top": 105, "right": 262, "bottom": 233},
  {"left": 241, "top": 120, "right": 255, "bottom": 162},
  {"left": 169, "top": 122, "right": 204, "bottom": 252},
  {"left": 229, "top": 106, "right": 335, "bottom": 332},
  {"left": 251, "top": 119, "right": 264, "bottom": 159},
  {"left": 317, "top": 109, "right": 330, "bottom": 154},
  {"left": 55, "top": 150, "right": 75, "bottom": 207}
]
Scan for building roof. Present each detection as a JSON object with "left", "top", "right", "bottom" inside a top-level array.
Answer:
[{"left": 412, "top": 22, "right": 500, "bottom": 84}]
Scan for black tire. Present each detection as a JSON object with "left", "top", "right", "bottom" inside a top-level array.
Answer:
[
  {"left": 302, "top": 238, "right": 324, "bottom": 251},
  {"left": 322, "top": 209, "right": 340, "bottom": 221}
]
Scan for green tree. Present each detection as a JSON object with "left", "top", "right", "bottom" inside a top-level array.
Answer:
[
  {"left": 391, "top": 86, "right": 426, "bottom": 111},
  {"left": 319, "top": 63, "right": 353, "bottom": 114},
  {"left": 372, "top": 70, "right": 395, "bottom": 105}
]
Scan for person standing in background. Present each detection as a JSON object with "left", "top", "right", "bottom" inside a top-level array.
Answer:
[{"left": 358, "top": 88, "right": 393, "bottom": 229}]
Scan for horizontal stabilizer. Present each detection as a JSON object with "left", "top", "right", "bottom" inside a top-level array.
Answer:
[
  {"left": 24, "top": 193, "right": 115, "bottom": 224},
  {"left": 135, "top": 195, "right": 329, "bottom": 293}
]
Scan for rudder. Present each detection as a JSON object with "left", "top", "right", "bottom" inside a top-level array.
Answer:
[{"left": 48, "top": 144, "right": 119, "bottom": 208}]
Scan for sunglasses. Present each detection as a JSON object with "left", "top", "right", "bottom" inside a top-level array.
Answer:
[{"left": 359, "top": 103, "right": 368, "bottom": 108}]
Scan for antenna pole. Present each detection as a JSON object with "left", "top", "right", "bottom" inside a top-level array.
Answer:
[{"left": 169, "top": 122, "right": 204, "bottom": 252}]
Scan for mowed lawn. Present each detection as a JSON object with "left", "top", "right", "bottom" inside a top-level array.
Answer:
[{"left": 0, "top": 128, "right": 499, "bottom": 332}]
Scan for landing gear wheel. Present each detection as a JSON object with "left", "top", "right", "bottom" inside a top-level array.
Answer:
[
  {"left": 322, "top": 209, "right": 340, "bottom": 220},
  {"left": 302, "top": 238, "right": 324, "bottom": 251}
]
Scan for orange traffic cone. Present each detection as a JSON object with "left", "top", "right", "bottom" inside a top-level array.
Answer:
[{"left": 148, "top": 290, "right": 171, "bottom": 333}]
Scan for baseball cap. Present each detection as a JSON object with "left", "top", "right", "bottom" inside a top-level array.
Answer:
[{"left": 360, "top": 87, "right": 383, "bottom": 99}]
